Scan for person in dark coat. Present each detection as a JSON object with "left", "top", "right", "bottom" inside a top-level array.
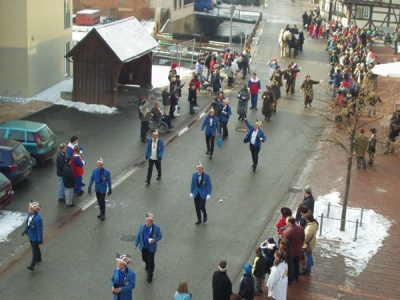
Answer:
[
  {"left": 252, "top": 246, "right": 267, "bottom": 295},
  {"left": 295, "top": 185, "right": 315, "bottom": 222},
  {"left": 56, "top": 143, "right": 69, "bottom": 202},
  {"left": 261, "top": 238, "right": 278, "bottom": 275},
  {"left": 23, "top": 200, "right": 43, "bottom": 272},
  {"left": 279, "top": 239, "right": 294, "bottom": 285},
  {"left": 238, "top": 264, "right": 255, "bottom": 300},
  {"left": 62, "top": 162, "right": 75, "bottom": 207},
  {"left": 188, "top": 83, "right": 197, "bottom": 115},
  {"left": 212, "top": 260, "right": 232, "bottom": 300},
  {"left": 261, "top": 85, "right": 275, "bottom": 121},
  {"left": 302, "top": 11, "right": 308, "bottom": 29}
]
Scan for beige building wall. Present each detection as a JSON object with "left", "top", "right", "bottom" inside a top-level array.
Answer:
[{"left": 0, "top": 0, "right": 73, "bottom": 99}]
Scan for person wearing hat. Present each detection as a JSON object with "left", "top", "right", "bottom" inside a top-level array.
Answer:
[
  {"left": 238, "top": 264, "right": 255, "bottom": 300},
  {"left": 190, "top": 162, "right": 212, "bottom": 225},
  {"left": 212, "top": 261, "right": 233, "bottom": 300},
  {"left": 134, "top": 212, "right": 162, "bottom": 283},
  {"left": 138, "top": 94, "right": 153, "bottom": 142},
  {"left": 145, "top": 130, "right": 164, "bottom": 184},
  {"left": 22, "top": 200, "right": 43, "bottom": 271},
  {"left": 201, "top": 108, "right": 221, "bottom": 159},
  {"left": 261, "top": 85, "right": 275, "bottom": 121},
  {"left": 243, "top": 118, "right": 267, "bottom": 172},
  {"left": 354, "top": 128, "right": 369, "bottom": 169},
  {"left": 295, "top": 185, "right": 315, "bottom": 223},
  {"left": 220, "top": 98, "right": 232, "bottom": 140},
  {"left": 110, "top": 253, "right": 136, "bottom": 300},
  {"left": 367, "top": 128, "right": 377, "bottom": 166},
  {"left": 88, "top": 157, "right": 112, "bottom": 220},
  {"left": 267, "top": 57, "right": 279, "bottom": 78}
]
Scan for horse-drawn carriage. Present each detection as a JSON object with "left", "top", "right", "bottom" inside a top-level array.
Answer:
[{"left": 279, "top": 30, "right": 300, "bottom": 58}]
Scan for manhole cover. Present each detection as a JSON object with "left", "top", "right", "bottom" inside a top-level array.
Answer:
[
  {"left": 236, "top": 127, "right": 248, "bottom": 132},
  {"left": 120, "top": 235, "right": 135, "bottom": 242}
]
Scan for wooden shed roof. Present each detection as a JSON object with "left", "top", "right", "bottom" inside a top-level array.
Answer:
[{"left": 68, "top": 16, "right": 158, "bottom": 62}]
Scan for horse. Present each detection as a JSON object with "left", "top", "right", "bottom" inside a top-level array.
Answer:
[
  {"left": 288, "top": 34, "right": 299, "bottom": 58},
  {"left": 279, "top": 30, "right": 292, "bottom": 57}
]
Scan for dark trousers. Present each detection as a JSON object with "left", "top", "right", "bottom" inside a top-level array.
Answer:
[
  {"left": 205, "top": 134, "right": 215, "bottom": 154},
  {"left": 147, "top": 159, "right": 161, "bottom": 181},
  {"left": 250, "top": 144, "right": 260, "bottom": 166},
  {"left": 293, "top": 256, "right": 300, "bottom": 282},
  {"left": 194, "top": 193, "right": 207, "bottom": 221},
  {"left": 189, "top": 103, "right": 195, "bottom": 114},
  {"left": 30, "top": 240, "right": 41, "bottom": 267},
  {"left": 141, "top": 248, "right": 155, "bottom": 278},
  {"left": 96, "top": 192, "right": 106, "bottom": 216},
  {"left": 221, "top": 121, "right": 228, "bottom": 138},
  {"left": 140, "top": 121, "right": 149, "bottom": 141}
]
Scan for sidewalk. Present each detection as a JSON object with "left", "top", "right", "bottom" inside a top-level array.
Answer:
[{"left": 253, "top": 37, "right": 400, "bottom": 300}]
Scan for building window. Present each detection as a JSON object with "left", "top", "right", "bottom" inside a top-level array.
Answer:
[
  {"left": 178, "top": 0, "right": 181, "bottom": 9},
  {"left": 184, "top": 0, "right": 194, "bottom": 6},
  {"left": 356, "top": 6, "right": 370, "bottom": 19},
  {"left": 64, "top": 0, "right": 71, "bottom": 28}
]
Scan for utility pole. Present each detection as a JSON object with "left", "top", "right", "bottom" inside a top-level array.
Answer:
[{"left": 229, "top": 1, "right": 235, "bottom": 47}]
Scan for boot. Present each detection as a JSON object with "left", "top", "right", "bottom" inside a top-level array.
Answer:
[{"left": 300, "top": 269, "right": 310, "bottom": 276}]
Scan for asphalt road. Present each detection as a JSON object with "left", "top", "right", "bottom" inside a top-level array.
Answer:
[{"left": 0, "top": 0, "right": 330, "bottom": 298}]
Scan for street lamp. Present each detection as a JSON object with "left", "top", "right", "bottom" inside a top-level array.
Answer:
[{"left": 229, "top": 2, "right": 235, "bottom": 47}]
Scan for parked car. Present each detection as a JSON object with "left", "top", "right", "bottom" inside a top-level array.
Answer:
[
  {"left": 222, "top": 0, "right": 260, "bottom": 6},
  {"left": 0, "top": 138, "right": 32, "bottom": 185},
  {"left": 195, "top": 0, "right": 213, "bottom": 12},
  {"left": 0, "top": 120, "right": 56, "bottom": 167},
  {"left": 0, "top": 172, "right": 14, "bottom": 210}
]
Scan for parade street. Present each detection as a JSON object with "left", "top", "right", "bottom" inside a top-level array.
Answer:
[{"left": 0, "top": 1, "right": 330, "bottom": 298}]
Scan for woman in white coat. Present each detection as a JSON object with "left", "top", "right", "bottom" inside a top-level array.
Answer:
[{"left": 267, "top": 250, "right": 288, "bottom": 300}]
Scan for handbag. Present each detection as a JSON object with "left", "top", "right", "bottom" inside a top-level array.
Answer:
[{"left": 303, "top": 234, "right": 314, "bottom": 253}]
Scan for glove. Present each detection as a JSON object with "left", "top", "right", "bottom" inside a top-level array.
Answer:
[
  {"left": 260, "top": 138, "right": 263, "bottom": 142},
  {"left": 189, "top": 193, "right": 194, "bottom": 199},
  {"left": 22, "top": 231, "right": 27, "bottom": 236},
  {"left": 145, "top": 156, "right": 149, "bottom": 160},
  {"left": 206, "top": 194, "right": 210, "bottom": 200},
  {"left": 107, "top": 189, "right": 112, "bottom": 196},
  {"left": 320, "top": 80, "right": 324, "bottom": 83},
  {"left": 88, "top": 187, "right": 91, "bottom": 195}
]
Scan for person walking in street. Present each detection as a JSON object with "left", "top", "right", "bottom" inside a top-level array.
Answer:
[
  {"left": 300, "top": 75, "right": 323, "bottom": 107},
  {"left": 88, "top": 157, "right": 112, "bottom": 221},
  {"left": 110, "top": 253, "right": 136, "bottom": 300},
  {"left": 237, "top": 84, "right": 250, "bottom": 120},
  {"left": 248, "top": 73, "right": 261, "bottom": 110},
  {"left": 145, "top": 130, "right": 164, "bottom": 184},
  {"left": 238, "top": 264, "right": 255, "bottom": 300},
  {"left": 201, "top": 108, "right": 221, "bottom": 160},
  {"left": 354, "top": 128, "right": 369, "bottom": 169},
  {"left": 267, "top": 251, "right": 288, "bottom": 300},
  {"left": 212, "top": 260, "right": 232, "bottom": 300},
  {"left": 190, "top": 162, "right": 212, "bottom": 225},
  {"left": 174, "top": 281, "right": 192, "bottom": 300},
  {"left": 134, "top": 212, "right": 162, "bottom": 283},
  {"left": 22, "top": 200, "right": 43, "bottom": 271},
  {"left": 62, "top": 161, "right": 75, "bottom": 207},
  {"left": 56, "top": 143, "right": 69, "bottom": 202},
  {"left": 282, "top": 217, "right": 305, "bottom": 283},
  {"left": 220, "top": 98, "right": 232, "bottom": 140},
  {"left": 252, "top": 246, "right": 266, "bottom": 296},
  {"left": 295, "top": 184, "right": 315, "bottom": 223},
  {"left": 138, "top": 95, "right": 153, "bottom": 142},
  {"left": 261, "top": 85, "right": 275, "bottom": 121},
  {"left": 267, "top": 57, "right": 279, "bottom": 78},
  {"left": 300, "top": 213, "right": 319, "bottom": 276},
  {"left": 70, "top": 145, "right": 85, "bottom": 195},
  {"left": 367, "top": 128, "right": 377, "bottom": 166},
  {"left": 243, "top": 118, "right": 267, "bottom": 172}
]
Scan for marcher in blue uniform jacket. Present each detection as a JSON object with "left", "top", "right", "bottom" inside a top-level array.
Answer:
[
  {"left": 244, "top": 119, "right": 267, "bottom": 149},
  {"left": 88, "top": 167, "right": 112, "bottom": 194},
  {"left": 110, "top": 268, "right": 136, "bottom": 300},
  {"left": 134, "top": 223, "right": 162, "bottom": 253},
  {"left": 201, "top": 114, "right": 221, "bottom": 136},
  {"left": 190, "top": 171, "right": 212, "bottom": 200},
  {"left": 145, "top": 138, "right": 164, "bottom": 160},
  {"left": 25, "top": 211, "right": 43, "bottom": 243}
]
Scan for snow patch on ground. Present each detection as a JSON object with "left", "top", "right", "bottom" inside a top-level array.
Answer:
[{"left": 0, "top": 211, "right": 27, "bottom": 242}]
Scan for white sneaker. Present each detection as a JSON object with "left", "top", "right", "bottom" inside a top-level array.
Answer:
[{"left": 175, "top": 114, "right": 180, "bottom": 117}]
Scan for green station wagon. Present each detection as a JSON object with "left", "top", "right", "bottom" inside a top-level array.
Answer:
[{"left": 0, "top": 120, "right": 56, "bottom": 167}]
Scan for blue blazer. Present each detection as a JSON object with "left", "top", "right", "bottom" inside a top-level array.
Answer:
[
  {"left": 110, "top": 268, "right": 136, "bottom": 300},
  {"left": 201, "top": 115, "right": 220, "bottom": 136},
  {"left": 190, "top": 171, "right": 212, "bottom": 199},
  {"left": 145, "top": 138, "right": 164, "bottom": 160},
  {"left": 244, "top": 119, "right": 267, "bottom": 149},
  {"left": 220, "top": 105, "right": 232, "bottom": 122},
  {"left": 88, "top": 168, "right": 112, "bottom": 194},
  {"left": 25, "top": 212, "right": 43, "bottom": 243},
  {"left": 134, "top": 223, "right": 162, "bottom": 253}
]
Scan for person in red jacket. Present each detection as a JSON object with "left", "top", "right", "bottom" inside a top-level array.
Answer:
[
  {"left": 247, "top": 73, "right": 261, "bottom": 110},
  {"left": 276, "top": 207, "right": 292, "bottom": 237},
  {"left": 70, "top": 145, "right": 85, "bottom": 195}
]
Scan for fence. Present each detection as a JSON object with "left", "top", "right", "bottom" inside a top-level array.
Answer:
[{"left": 318, "top": 202, "right": 364, "bottom": 241}]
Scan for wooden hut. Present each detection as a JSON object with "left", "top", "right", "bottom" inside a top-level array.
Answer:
[{"left": 66, "top": 17, "right": 158, "bottom": 107}]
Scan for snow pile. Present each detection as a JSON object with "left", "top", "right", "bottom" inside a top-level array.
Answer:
[{"left": 0, "top": 211, "right": 27, "bottom": 242}]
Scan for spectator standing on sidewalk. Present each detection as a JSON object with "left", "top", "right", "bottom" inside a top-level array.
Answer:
[
  {"left": 70, "top": 145, "right": 85, "bottom": 195},
  {"left": 282, "top": 217, "right": 305, "bottom": 283},
  {"left": 393, "top": 27, "right": 399, "bottom": 54},
  {"left": 56, "top": 143, "right": 69, "bottom": 202},
  {"left": 145, "top": 130, "right": 164, "bottom": 184},
  {"left": 248, "top": 73, "right": 261, "bottom": 110},
  {"left": 354, "top": 128, "right": 369, "bottom": 169},
  {"left": 205, "top": 51, "right": 213, "bottom": 81},
  {"left": 367, "top": 128, "right": 377, "bottom": 166},
  {"left": 62, "top": 162, "right": 75, "bottom": 207},
  {"left": 238, "top": 264, "right": 255, "bottom": 300},
  {"left": 243, "top": 119, "right": 267, "bottom": 172},
  {"left": 190, "top": 162, "right": 212, "bottom": 225},
  {"left": 110, "top": 253, "right": 135, "bottom": 300},
  {"left": 66, "top": 136, "right": 83, "bottom": 159},
  {"left": 252, "top": 246, "right": 266, "bottom": 295},
  {"left": 188, "top": 83, "right": 197, "bottom": 115},
  {"left": 261, "top": 237, "right": 278, "bottom": 275},
  {"left": 279, "top": 239, "right": 294, "bottom": 285},
  {"left": 23, "top": 200, "right": 43, "bottom": 272},
  {"left": 134, "top": 212, "right": 162, "bottom": 283},
  {"left": 295, "top": 185, "right": 315, "bottom": 222},
  {"left": 139, "top": 95, "right": 153, "bottom": 142},
  {"left": 88, "top": 157, "right": 112, "bottom": 221},
  {"left": 276, "top": 207, "right": 292, "bottom": 237},
  {"left": 267, "top": 251, "right": 288, "bottom": 300},
  {"left": 300, "top": 213, "right": 319, "bottom": 276},
  {"left": 212, "top": 260, "right": 233, "bottom": 300}
]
